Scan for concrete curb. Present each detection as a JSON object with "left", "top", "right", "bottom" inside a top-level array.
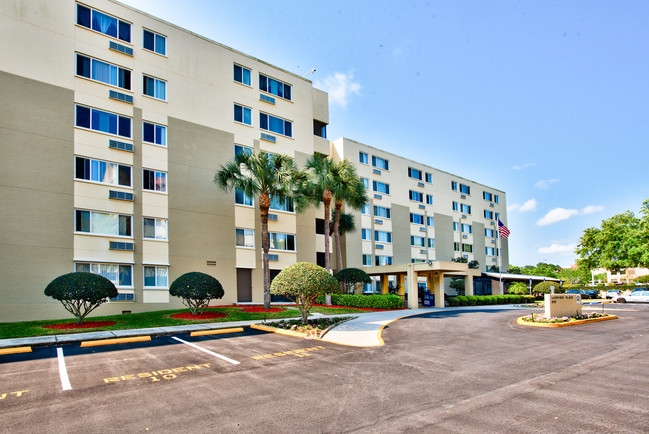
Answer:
[{"left": 516, "top": 315, "right": 617, "bottom": 328}]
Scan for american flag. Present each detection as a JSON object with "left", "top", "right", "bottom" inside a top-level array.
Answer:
[{"left": 498, "top": 219, "right": 510, "bottom": 239}]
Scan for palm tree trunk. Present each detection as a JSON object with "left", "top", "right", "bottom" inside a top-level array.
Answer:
[
  {"left": 333, "top": 200, "right": 344, "bottom": 272},
  {"left": 260, "top": 193, "right": 271, "bottom": 309},
  {"left": 323, "top": 190, "right": 332, "bottom": 272}
]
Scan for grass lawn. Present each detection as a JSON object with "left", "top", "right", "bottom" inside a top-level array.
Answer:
[{"left": 0, "top": 306, "right": 373, "bottom": 340}]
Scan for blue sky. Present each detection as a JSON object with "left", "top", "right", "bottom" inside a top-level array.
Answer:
[{"left": 121, "top": 0, "right": 649, "bottom": 268}]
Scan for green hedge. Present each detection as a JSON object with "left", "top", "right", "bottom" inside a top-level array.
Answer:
[
  {"left": 447, "top": 294, "right": 534, "bottom": 306},
  {"left": 315, "top": 293, "right": 403, "bottom": 310},
  {"left": 563, "top": 283, "right": 643, "bottom": 292}
]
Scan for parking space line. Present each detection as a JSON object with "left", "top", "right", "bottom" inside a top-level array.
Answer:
[
  {"left": 56, "top": 348, "right": 72, "bottom": 391},
  {"left": 0, "top": 346, "right": 32, "bottom": 356},
  {"left": 190, "top": 327, "right": 244, "bottom": 337},
  {"left": 80, "top": 336, "right": 151, "bottom": 347},
  {"left": 170, "top": 337, "right": 240, "bottom": 365}
]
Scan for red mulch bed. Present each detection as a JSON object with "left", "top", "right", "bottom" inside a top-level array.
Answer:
[
  {"left": 241, "top": 307, "right": 286, "bottom": 313},
  {"left": 171, "top": 312, "right": 227, "bottom": 320},
  {"left": 43, "top": 321, "right": 116, "bottom": 329}
]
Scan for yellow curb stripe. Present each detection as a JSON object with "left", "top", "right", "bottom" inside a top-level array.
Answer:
[
  {"left": 251, "top": 324, "right": 309, "bottom": 338},
  {"left": 516, "top": 315, "right": 617, "bottom": 328},
  {"left": 190, "top": 327, "right": 244, "bottom": 337},
  {"left": 80, "top": 336, "right": 151, "bottom": 347},
  {"left": 0, "top": 346, "right": 32, "bottom": 355}
]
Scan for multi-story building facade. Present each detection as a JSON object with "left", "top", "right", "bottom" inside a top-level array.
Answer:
[{"left": 0, "top": 0, "right": 508, "bottom": 322}]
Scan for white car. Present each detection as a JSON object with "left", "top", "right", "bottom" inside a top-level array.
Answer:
[{"left": 613, "top": 291, "right": 649, "bottom": 303}]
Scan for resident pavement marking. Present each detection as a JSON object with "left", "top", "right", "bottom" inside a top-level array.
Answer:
[
  {"left": 56, "top": 348, "right": 72, "bottom": 391},
  {"left": 170, "top": 337, "right": 240, "bottom": 365}
]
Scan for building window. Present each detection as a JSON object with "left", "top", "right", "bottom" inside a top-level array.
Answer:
[
  {"left": 486, "top": 247, "right": 496, "bottom": 256},
  {"left": 373, "top": 206, "right": 391, "bottom": 219},
  {"left": 453, "top": 222, "right": 460, "bottom": 231},
  {"left": 143, "top": 75, "right": 166, "bottom": 100},
  {"left": 411, "top": 236, "right": 425, "bottom": 247},
  {"left": 269, "top": 195, "right": 294, "bottom": 212},
  {"left": 76, "top": 262, "right": 132, "bottom": 287},
  {"left": 410, "top": 213, "right": 424, "bottom": 224},
  {"left": 234, "top": 104, "right": 252, "bottom": 125},
  {"left": 495, "top": 212, "right": 500, "bottom": 221},
  {"left": 235, "top": 188, "right": 253, "bottom": 206},
  {"left": 143, "top": 122, "right": 166, "bottom": 146},
  {"left": 233, "top": 64, "right": 251, "bottom": 85},
  {"left": 361, "top": 229, "right": 371, "bottom": 240},
  {"left": 269, "top": 232, "right": 295, "bottom": 251},
  {"left": 425, "top": 173, "right": 432, "bottom": 183},
  {"left": 372, "top": 156, "right": 389, "bottom": 170},
  {"left": 143, "top": 218, "right": 167, "bottom": 240},
  {"left": 362, "top": 254, "right": 372, "bottom": 266},
  {"left": 374, "top": 231, "right": 392, "bottom": 243},
  {"left": 461, "top": 224, "right": 472, "bottom": 234},
  {"left": 361, "top": 177, "right": 369, "bottom": 189},
  {"left": 426, "top": 194, "right": 433, "bottom": 205},
  {"left": 75, "top": 105, "right": 131, "bottom": 138},
  {"left": 235, "top": 228, "right": 254, "bottom": 248},
  {"left": 75, "top": 210, "right": 131, "bottom": 236},
  {"left": 143, "top": 29, "right": 166, "bottom": 55},
  {"left": 359, "top": 152, "right": 368, "bottom": 164},
  {"left": 460, "top": 204, "right": 471, "bottom": 214},
  {"left": 484, "top": 210, "right": 494, "bottom": 220},
  {"left": 485, "top": 228, "right": 495, "bottom": 237},
  {"left": 75, "top": 156, "right": 131, "bottom": 187},
  {"left": 259, "top": 74, "right": 292, "bottom": 100},
  {"left": 260, "top": 112, "right": 292, "bottom": 137},
  {"left": 428, "top": 238, "right": 435, "bottom": 248},
  {"left": 143, "top": 169, "right": 167, "bottom": 193},
  {"left": 459, "top": 184, "right": 471, "bottom": 195},
  {"left": 408, "top": 167, "right": 422, "bottom": 180},
  {"left": 454, "top": 242, "right": 460, "bottom": 252},
  {"left": 462, "top": 244, "right": 473, "bottom": 253},
  {"left": 409, "top": 190, "right": 423, "bottom": 202},
  {"left": 373, "top": 181, "right": 390, "bottom": 194},
  {"left": 76, "top": 4, "right": 131, "bottom": 42},
  {"left": 375, "top": 256, "right": 393, "bottom": 266},
  {"left": 361, "top": 204, "right": 370, "bottom": 215},
  {"left": 235, "top": 145, "right": 252, "bottom": 156},
  {"left": 451, "top": 181, "right": 458, "bottom": 191},
  {"left": 483, "top": 191, "right": 493, "bottom": 201},
  {"left": 427, "top": 216, "right": 434, "bottom": 226},
  {"left": 313, "top": 120, "right": 327, "bottom": 138},
  {"left": 494, "top": 195, "right": 499, "bottom": 204},
  {"left": 452, "top": 201, "right": 459, "bottom": 211},
  {"left": 144, "top": 266, "right": 168, "bottom": 288},
  {"left": 76, "top": 54, "right": 130, "bottom": 90}
]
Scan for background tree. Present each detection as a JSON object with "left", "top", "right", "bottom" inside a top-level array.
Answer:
[
  {"left": 449, "top": 278, "right": 465, "bottom": 295},
  {"left": 44, "top": 272, "right": 118, "bottom": 324},
  {"left": 216, "top": 151, "right": 301, "bottom": 308},
  {"left": 507, "top": 262, "right": 561, "bottom": 278},
  {"left": 270, "top": 262, "right": 339, "bottom": 323},
  {"left": 335, "top": 268, "right": 371, "bottom": 294},
  {"left": 508, "top": 282, "right": 528, "bottom": 295},
  {"left": 557, "top": 266, "right": 590, "bottom": 285},
  {"left": 169, "top": 272, "right": 224, "bottom": 315},
  {"left": 533, "top": 281, "right": 561, "bottom": 295}
]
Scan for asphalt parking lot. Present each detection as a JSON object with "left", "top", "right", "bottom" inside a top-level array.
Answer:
[{"left": 1, "top": 304, "right": 648, "bottom": 433}]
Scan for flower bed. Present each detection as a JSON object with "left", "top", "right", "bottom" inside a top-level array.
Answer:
[
  {"left": 43, "top": 321, "right": 116, "bottom": 330},
  {"left": 258, "top": 316, "right": 354, "bottom": 339},
  {"left": 170, "top": 312, "right": 227, "bottom": 320},
  {"left": 517, "top": 312, "right": 616, "bottom": 328}
]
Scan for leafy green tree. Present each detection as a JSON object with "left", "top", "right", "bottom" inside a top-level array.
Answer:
[
  {"left": 557, "top": 267, "right": 590, "bottom": 285},
  {"left": 576, "top": 199, "right": 649, "bottom": 272},
  {"left": 635, "top": 275, "right": 649, "bottom": 283},
  {"left": 44, "top": 272, "right": 118, "bottom": 324},
  {"left": 449, "top": 278, "right": 465, "bottom": 295},
  {"left": 270, "top": 262, "right": 339, "bottom": 323},
  {"left": 508, "top": 282, "right": 528, "bottom": 295},
  {"left": 468, "top": 260, "right": 480, "bottom": 269},
  {"left": 335, "top": 268, "right": 371, "bottom": 294},
  {"left": 507, "top": 262, "right": 561, "bottom": 278},
  {"left": 169, "top": 272, "right": 224, "bottom": 315},
  {"left": 215, "top": 151, "right": 302, "bottom": 308},
  {"left": 533, "top": 281, "right": 560, "bottom": 294}
]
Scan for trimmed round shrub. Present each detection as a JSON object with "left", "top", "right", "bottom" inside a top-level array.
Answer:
[
  {"left": 465, "top": 296, "right": 478, "bottom": 306},
  {"left": 496, "top": 295, "right": 505, "bottom": 304},
  {"left": 271, "top": 262, "right": 339, "bottom": 323},
  {"left": 335, "top": 268, "right": 371, "bottom": 294},
  {"left": 170, "top": 272, "right": 224, "bottom": 315},
  {"left": 44, "top": 272, "right": 118, "bottom": 325},
  {"left": 456, "top": 295, "right": 469, "bottom": 306},
  {"left": 447, "top": 297, "right": 460, "bottom": 307},
  {"left": 533, "top": 281, "right": 561, "bottom": 294}
]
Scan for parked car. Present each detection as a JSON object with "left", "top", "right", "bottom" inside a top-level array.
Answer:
[
  {"left": 613, "top": 291, "right": 649, "bottom": 303},
  {"left": 565, "top": 289, "right": 590, "bottom": 299},
  {"left": 605, "top": 289, "right": 621, "bottom": 299},
  {"left": 585, "top": 290, "right": 599, "bottom": 299}
]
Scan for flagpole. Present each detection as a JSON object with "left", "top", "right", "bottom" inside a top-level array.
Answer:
[{"left": 497, "top": 226, "right": 502, "bottom": 294}]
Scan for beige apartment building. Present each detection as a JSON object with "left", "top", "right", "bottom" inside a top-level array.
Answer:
[{"left": 0, "top": 0, "right": 508, "bottom": 322}]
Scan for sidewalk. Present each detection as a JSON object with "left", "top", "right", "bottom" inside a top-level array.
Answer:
[{"left": 0, "top": 305, "right": 528, "bottom": 350}]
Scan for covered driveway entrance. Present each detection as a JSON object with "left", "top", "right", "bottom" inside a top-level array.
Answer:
[{"left": 362, "top": 261, "right": 482, "bottom": 308}]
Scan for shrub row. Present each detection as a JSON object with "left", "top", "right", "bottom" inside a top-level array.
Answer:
[
  {"left": 447, "top": 294, "right": 535, "bottom": 307},
  {"left": 563, "top": 283, "right": 643, "bottom": 292},
  {"left": 315, "top": 293, "right": 403, "bottom": 310}
]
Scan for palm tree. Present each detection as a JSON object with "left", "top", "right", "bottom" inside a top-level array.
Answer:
[{"left": 215, "top": 151, "right": 301, "bottom": 308}]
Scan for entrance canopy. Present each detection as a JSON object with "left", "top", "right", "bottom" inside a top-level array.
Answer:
[{"left": 362, "top": 261, "right": 482, "bottom": 309}]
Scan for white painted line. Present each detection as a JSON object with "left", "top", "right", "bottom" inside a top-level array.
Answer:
[
  {"left": 56, "top": 347, "right": 72, "bottom": 391},
  {"left": 171, "top": 337, "right": 240, "bottom": 365}
]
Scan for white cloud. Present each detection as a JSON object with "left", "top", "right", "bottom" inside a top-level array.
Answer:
[
  {"left": 535, "top": 179, "right": 559, "bottom": 189},
  {"left": 537, "top": 243, "right": 576, "bottom": 254},
  {"left": 582, "top": 205, "right": 604, "bottom": 215},
  {"left": 314, "top": 71, "right": 361, "bottom": 108},
  {"left": 536, "top": 208, "right": 579, "bottom": 226},
  {"left": 508, "top": 198, "right": 537, "bottom": 213},
  {"left": 512, "top": 162, "right": 535, "bottom": 170}
]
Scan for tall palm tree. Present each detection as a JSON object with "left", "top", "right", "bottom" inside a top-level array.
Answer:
[{"left": 215, "top": 151, "right": 301, "bottom": 308}]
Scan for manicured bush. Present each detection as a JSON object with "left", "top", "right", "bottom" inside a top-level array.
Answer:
[
  {"left": 635, "top": 275, "right": 649, "bottom": 283},
  {"left": 465, "top": 296, "right": 478, "bottom": 306},
  {"left": 496, "top": 295, "right": 505, "bottom": 304},
  {"left": 456, "top": 295, "right": 468, "bottom": 306},
  {"left": 44, "top": 272, "right": 118, "bottom": 324},
  {"left": 533, "top": 281, "right": 561, "bottom": 294},
  {"left": 316, "top": 293, "right": 403, "bottom": 310},
  {"left": 334, "top": 268, "right": 371, "bottom": 294},
  {"left": 270, "top": 262, "right": 339, "bottom": 323},
  {"left": 447, "top": 297, "right": 460, "bottom": 306},
  {"left": 169, "top": 272, "right": 224, "bottom": 315},
  {"left": 522, "top": 295, "right": 536, "bottom": 303}
]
